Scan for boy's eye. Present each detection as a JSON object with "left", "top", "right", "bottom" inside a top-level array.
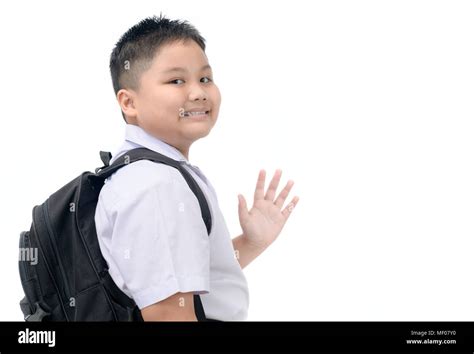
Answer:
[
  {"left": 168, "top": 77, "right": 212, "bottom": 84},
  {"left": 169, "top": 79, "right": 185, "bottom": 84}
]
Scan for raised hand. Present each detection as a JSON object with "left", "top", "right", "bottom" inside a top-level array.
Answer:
[{"left": 238, "top": 169, "right": 299, "bottom": 249}]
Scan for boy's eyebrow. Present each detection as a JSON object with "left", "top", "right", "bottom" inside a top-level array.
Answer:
[{"left": 161, "top": 64, "right": 212, "bottom": 74}]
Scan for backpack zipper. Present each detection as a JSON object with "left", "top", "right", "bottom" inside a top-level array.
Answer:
[
  {"left": 19, "top": 231, "right": 32, "bottom": 280},
  {"left": 18, "top": 232, "right": 37, "bottom": 315},
  {"left": 20, "top": 232, "right": 43, "bottom": 297}
]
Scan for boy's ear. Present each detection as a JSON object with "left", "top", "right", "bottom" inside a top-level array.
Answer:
[{"left": 117, "top": 89, "right": 138, "bottom": 123}]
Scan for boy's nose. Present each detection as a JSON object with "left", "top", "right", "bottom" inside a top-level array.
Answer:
[{"left": 188, "top": 84, "right": 208, "bottom": 101}]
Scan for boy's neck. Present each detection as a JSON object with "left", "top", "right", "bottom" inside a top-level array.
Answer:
[
  {"left": 177, "top": 145, "right": 190, "bottom": 160},
  {"left": 130, "top": 123, "right": 192, "bottom": 161}
]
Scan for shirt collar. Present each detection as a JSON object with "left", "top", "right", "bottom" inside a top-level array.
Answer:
[
  {"left": 124, "top": 124, "right": 189, "bottom": 163},
  {"left": 116, "top": 123, "right": 211, "bottom": 191}
]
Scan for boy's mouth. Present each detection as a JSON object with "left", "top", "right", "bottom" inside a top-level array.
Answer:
[{"left": 180, "top": 109, "right": 211, "bottom": 119}]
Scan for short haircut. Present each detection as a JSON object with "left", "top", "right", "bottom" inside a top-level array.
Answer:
[{"left": 109, "top": 14, "right": 206, "bottom": 122}]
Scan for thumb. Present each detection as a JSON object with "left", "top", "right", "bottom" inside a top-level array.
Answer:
[{"left": 238, "top": 194, "right": 249, "bottom": 223}]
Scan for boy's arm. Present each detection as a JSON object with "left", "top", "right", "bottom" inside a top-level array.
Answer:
[
  {"left": 232, "top": 233, "right": 269, "bottom": 269},
  {"left": 141, "top": 292, "right": 198, "bottom": 321},
  {"left": 233, "top": 169, "right": 299, "bottom": 269}
]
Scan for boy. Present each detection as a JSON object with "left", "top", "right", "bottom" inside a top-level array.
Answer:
[{"left": 94, "top": 15, "right": 299, "bottom": 321}]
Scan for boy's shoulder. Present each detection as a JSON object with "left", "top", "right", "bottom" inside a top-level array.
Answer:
[{"left": 99, "top": 159, "right": 185, "bottom": 206}]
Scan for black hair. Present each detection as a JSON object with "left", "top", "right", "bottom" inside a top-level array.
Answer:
[{"left": 110, "top": 14, "right": 206, "bottom": 122}]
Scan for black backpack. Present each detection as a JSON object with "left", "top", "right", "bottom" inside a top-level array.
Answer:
[{"left": 18, "top": 148, "right": 212, "bottom": 321}]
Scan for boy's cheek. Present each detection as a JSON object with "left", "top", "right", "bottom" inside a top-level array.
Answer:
[
  {"left": 213, "top": 86, "right": 222, "bottom": 104},
  {"left": 211, "top": 109, "right": 220, "bottom": 123}
]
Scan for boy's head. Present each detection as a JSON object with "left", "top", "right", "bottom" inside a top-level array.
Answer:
[{"left": 110, "top": 15, "right": 221, "bottom": 158}]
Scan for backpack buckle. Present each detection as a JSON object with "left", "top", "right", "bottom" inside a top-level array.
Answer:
[{"left": 25, "top": 302, "right": 50, "bottom": 322}]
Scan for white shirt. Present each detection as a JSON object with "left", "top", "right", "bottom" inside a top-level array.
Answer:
[{"left": 94, "top": 124, "right": 249, "bottom": 321}]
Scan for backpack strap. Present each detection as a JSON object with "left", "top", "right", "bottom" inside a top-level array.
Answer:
[{"left": 91, "top": 148, "right": 212, "bottom": 235}]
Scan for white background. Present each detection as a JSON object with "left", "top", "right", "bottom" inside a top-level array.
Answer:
[{"left": 0, "top": 0, "right": 473, "bottom": 321}]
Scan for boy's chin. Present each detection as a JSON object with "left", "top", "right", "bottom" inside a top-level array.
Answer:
[{"left": 184, "top": 127, "right": 213, "bottom": 141}]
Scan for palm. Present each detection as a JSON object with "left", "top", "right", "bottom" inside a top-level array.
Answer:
[{"left": 238, "top": 169, "right": 299, "bottom": 249}]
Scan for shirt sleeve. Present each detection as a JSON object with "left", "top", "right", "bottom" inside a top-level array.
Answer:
[{"left": 106, "top": 172, "right": 210, "bottom": 309}]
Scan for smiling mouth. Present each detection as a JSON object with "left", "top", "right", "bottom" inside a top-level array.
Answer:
[{"left": 181, "top": 110, "right": 210, "bottom": 118}]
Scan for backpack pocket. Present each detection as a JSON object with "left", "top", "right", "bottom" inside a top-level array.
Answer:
[
  {"left": 74, "top": 282, "right": 120, "bottom": 321},
  {"left": 18, "top": 231, "right": 50, "bottom": 321}
]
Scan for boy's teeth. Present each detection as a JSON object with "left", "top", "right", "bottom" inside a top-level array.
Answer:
[{"left": 184, "top": 111, "right": 207, "bottom": 117}]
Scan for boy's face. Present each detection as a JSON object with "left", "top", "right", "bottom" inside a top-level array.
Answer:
[{"left": 121, "top": 40, "right": 221, "bottom": 157}]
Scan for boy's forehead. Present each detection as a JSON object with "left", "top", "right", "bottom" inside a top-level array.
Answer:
[
  {"left": 161, "top": 64, "right": 212, "bottom": 74},
  {"left": 152, "top": 41, "right": 209, "bottom": 72}
]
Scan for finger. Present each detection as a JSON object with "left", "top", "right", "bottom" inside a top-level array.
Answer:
[
  {"left": 238, "top": 194, "right": 249, "bottom": 224},
  {"left": 264, "top": 169, "right": 282, "bottom": 202},
  {"left": 281, "top": 196, "right": 299, "bottom": 220},
  {"left": 254, "top": 169, "right": 266, "bottom": 202},
  {"left": 275, "top": 179, "right": 294, "bottom": 208}
]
